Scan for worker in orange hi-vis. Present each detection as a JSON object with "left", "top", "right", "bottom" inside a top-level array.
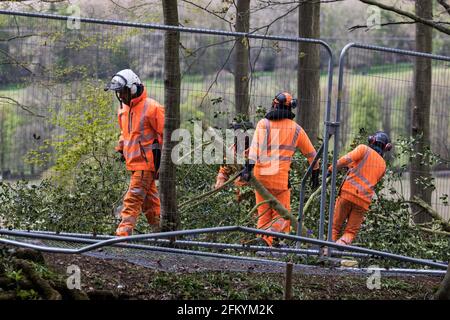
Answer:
[
  {"left": 241, "top": 92, "right": 320, "bottom": 247},
  {"left": 328, "top": 131, "right": 392, "bottom": 246},
  {"left": 105, "top": 69, "right": 164, "bottom": 237},
  {"left": 214, "top": 121, "right": 254, "bottom": 202}
]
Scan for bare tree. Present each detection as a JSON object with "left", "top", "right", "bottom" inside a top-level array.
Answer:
[
  {"left": 297, "top": 0, "right": 321, "bottom": 145},
  {"left": 160, "top": 0, "right": 181, "bottom": 231},
  {"left": 410, "top": 0, "right": 433, "bottom": 224},
  {"left": 234, "top": 0, "right": 250, "bottom": 117}
]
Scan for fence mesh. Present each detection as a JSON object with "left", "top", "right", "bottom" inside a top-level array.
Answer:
[
  {"left": 337, "top": 47, "right": 450, "bottom": 220},
  {"left": 0, "top": 14, "right": 330, "bottom": 181}
]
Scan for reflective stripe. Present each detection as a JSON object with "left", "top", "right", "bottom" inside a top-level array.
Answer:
[
  {"left": 291, "top": 125, "right": 300, "bottom": 146},
  {"left": 353, "top": 171, "right": 374, "bottom": 192},
  {"left": 345, "top": 148, "right": 374, "bottom": 196},
  {"left": 350, "top": 147, "right": 370, "bottom": 174},
  {"left": 139, "top": 100, "right": 149, "bottom": 133},
  {"left": 123, "top": 133, "right": 156, "bottom": 147},
  {"left": 278, "top": 145, "right": 296, "bottom": 151},
  {"left": 124, "top": 143, "right": 160, "bottom": 159},
  {"left": 130, "top": 187, "right": 146, "bottom": 197},
  {"left": 258, "top": 155, "right": 292, "bottom": 162},
  {"left": 346, "top": 177, "right": 372, "bottom": 200},
  {"left": 342, "top": 155, "right": 352, "bottom": 165}
]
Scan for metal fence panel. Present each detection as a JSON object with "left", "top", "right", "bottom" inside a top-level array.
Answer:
[
  {"left": 330, "top": 43, "right": 450, "bottom": 244},
  {"left": 0, "top": 10, "right": 334, "bottom": 239}
]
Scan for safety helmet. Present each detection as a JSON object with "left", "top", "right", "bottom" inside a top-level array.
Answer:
[
  {"left": 272, "top": 92, "right": 298, "bottom": 109},
  {"left": 104, "top": 69, "right": 142, "bottom": 95},
  {"left": 368, "top": 131, "right": 392, "bottom": 152}
]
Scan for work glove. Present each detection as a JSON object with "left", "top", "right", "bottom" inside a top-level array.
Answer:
[
  {"left": 215, "top": 173, "right": 228, "bottom": 189},
  {"left": 311, "top": 168, "right": 320, "bottom": 189},
  {"left": 240, "top": 163, "right": 254, "bottom": 182},
  {"left": 116, "top": 150, "right": 125, "bottom": 163}
]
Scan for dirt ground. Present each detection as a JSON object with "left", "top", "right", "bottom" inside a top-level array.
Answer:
[{"left": 42, "top": 251, "right": 443, "bottom": 300}]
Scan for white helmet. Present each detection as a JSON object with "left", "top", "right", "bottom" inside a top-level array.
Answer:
[{"left": 104, "top": 69, "right": 142, "bottom": 95}]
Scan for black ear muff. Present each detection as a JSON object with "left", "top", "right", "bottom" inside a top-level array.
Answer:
[
  {"left": 368, "top": 135, "right": 375, "bottom": 145},
  {"left": 291, "top": 98, "right": 297, "bottom": 109}
]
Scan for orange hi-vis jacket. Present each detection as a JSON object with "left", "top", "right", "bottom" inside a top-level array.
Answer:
[
  {"left": 330, "top": 144, "right": 386, "bottom": 210},
  {"left": 249, "top": 118, "right": 319, "bottom": 190},
  {"left": 115, "top": 88, "right": 164, "bottom": 171}
]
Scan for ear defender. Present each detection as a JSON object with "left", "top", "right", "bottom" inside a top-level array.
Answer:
[
  {"left": 368, "top": 132, "right": 392, "bottom": 152},
  {"left": 130, "top": 83, "right": 137, "bottom": 95},
  {"left": 273, "top": 92, "right": 296, "bottom": 109},
  {"left": 291, "top": 98, "right": 298, "bottom": 109}
]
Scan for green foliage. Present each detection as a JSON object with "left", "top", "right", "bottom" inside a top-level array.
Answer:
[
  {"left": 1, "top": 81, "right": 127, "bottom": 234},
  {"left": 349, "top": 83, "right": 382, "bottom": 144}
]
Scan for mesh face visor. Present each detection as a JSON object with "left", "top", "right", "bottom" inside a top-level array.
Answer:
[{"left": 104, "top": 74, "right": 128, "bottom": 91}]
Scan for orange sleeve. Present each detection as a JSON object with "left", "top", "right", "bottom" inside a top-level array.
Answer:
[
  {"left": 329, "top": 144, "right": 367, "bottom": 171},
  {"left": 248, "top": 119, "right": 265, "bottom": 164},
  {"left": 296, "top": 127, "right": 319, "bottom": 170},
  {"left": 149, "top": 100, "right": 165, "bottom": 145}
]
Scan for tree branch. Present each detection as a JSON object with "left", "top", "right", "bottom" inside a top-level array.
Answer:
[
  {"left": 0, "top": 96, "right": 46, "bottom": 118},
  {"left": 437, "top": 0, "right": 450, "bottom": 16},
  {"left": 403, "top": 196, "right": 450, "bottom": 232},
  {"left": 359, "top": 0, "right": 450, "bottom": 35},
  {"left": 349, "top": 21, "right": 417, "bottom": 32}
]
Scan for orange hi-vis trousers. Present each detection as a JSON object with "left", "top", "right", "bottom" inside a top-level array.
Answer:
[
  {"left": 116, "top": 170, "right": 161, "bottom": 236},
  {"left": 332, "top": 196, "right": 366, "bottom": 245},
  {"left": 255, "top": 189, "right": 291, "bottom": 246}
]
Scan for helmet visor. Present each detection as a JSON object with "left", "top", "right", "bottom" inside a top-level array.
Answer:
[{"left": 104, "top": 75, "right": 127, "bottom": 92}]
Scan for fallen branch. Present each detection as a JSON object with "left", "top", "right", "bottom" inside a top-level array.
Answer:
[
  {"left": 178, "top": 171, "right": 241, "bottom": 210},
  {"left": 403, "top": 197, "right": 450, "bottom": 232},
  {"left": 418, "top": 227, "right": 450, "bottom": 237},
  {"left": 303, "top": 177, "right": 331, "bottom": 216},
  {"left": 248, "top": 174, "right": 301, "bottom": 234}
]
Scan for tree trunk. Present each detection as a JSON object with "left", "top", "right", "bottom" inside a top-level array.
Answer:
[
  {"left": 160, "top": 0, "right": 181, "bottom": 231},
  {"left": 0, "top": 109, "right": 4, "bottom": 177},
  {"left": 435, "top": 263, "right": 450, "bottom": 300},
  {"left": 410, "top": 0, "right": 433, "bottom": 224},
  {"left": 234, "top": 0, "right": 250, "bottom": 117},
  {"left": 297, "top": 0, "right": 321, "bottom": 145}
]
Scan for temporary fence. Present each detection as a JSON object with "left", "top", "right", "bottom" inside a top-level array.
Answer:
[
  {"left": 0, "top": 9, "right": 334, "bottom": 242},
  {"left": 0, "top": 10, "right": 449, "bottom": 267},
  {"left": 329, "top": 43, "right": 450, "bottom": 247}
]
